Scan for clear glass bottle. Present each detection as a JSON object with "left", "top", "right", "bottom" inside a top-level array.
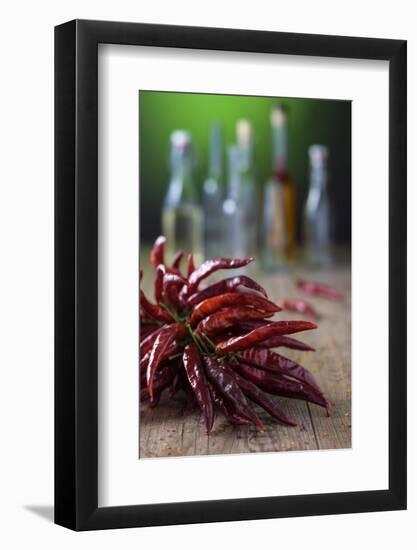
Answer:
[
  {"left": 162, "top": 130, "right": 203, "bottom": 264},
  {"left": 222, "top": 145, "right": 243, "bottom": 258},
  {"left": 202, "top": 123, "right": 224, "bottom": 259},
  {"left": 261, "top": 105, "right": 296, "bottom": 271},
  {"left": 236, "top": 119, "right": 258, "bottom": 260},
  {"left": 303, "top": 145, "right": 332, "bottom": 268},
  {"left": 222, "top": 120, "right": 257, "bottom": 260}
]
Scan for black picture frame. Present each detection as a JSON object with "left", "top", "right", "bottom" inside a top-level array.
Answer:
[{"left": 55, "top": 19, "right": 407, "bottom": 531}]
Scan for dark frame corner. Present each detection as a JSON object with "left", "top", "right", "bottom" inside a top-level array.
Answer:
[{"left": 55, "top": 19, "right": 407, "bottom": 531}]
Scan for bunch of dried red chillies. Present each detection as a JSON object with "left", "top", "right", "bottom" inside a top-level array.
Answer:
[{"left": 140, "top": 237, "right": 331, "bottom": 433}]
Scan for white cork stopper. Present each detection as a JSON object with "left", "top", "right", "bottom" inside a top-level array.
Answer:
[
  {"left": 270, "top": 105, "right": 287, "bottom": 128},
  {"left": 309, "top": 144, "right": 329, "bottom": 164},
  {"left": 236, "top": 119, "right": 253, "bottom": 146},
  {"left": 170, "top": 130, "right": 191, "bottom": 149}
]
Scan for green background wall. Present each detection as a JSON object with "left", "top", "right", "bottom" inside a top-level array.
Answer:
[{"left": 139, "top": 91, "right": 351, "bottom": 245}]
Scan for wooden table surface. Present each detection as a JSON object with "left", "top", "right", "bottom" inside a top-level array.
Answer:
[{"left": 140, "top": 256, "right": 351, "bottom": 458}]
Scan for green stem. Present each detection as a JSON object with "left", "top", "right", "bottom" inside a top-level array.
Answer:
[
  {"left": 199, "top": 332, "right": 216, "bottom": 353},
  {"left": 158, "top": 303, "right": 212, "bottom": 356},
  {"left": 194, "top": 332, "right": 209, "bottom": 354},
  {"left": 159, "top": 302, "right": 180, "bottom": 323},
  {"left": 190, "top": 330, "right": 204, "bottom": 353},
  {"left": 183, "top": 321, "right": 208, "bottom": 354}
]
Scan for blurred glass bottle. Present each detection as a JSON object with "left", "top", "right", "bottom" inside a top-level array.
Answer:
[
  {"left": 162, "top": 130, "right": 203, "bottom": 264},
  {"left": 236, "top": 119, "right": 258, "bottom": 260},
  {"left": 261, "top": 105, "right": 296, "bottom": 270},
  {"left": 222, "top": 120, "right": 257, "bottom": 259},
  {"left": 202, "top": 123, "right": 224, "bottom": 259},
  {"left": 303, "top": 145, "right": 332, "bottom": 268}
]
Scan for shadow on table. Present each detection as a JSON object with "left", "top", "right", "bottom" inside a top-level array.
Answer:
[{"left": 24, "top": 505, "right": 54, "bottom": 523}]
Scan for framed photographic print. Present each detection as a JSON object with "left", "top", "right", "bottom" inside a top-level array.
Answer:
[{"left": 55, "top": 19, "right": 407, "bottom": 530}]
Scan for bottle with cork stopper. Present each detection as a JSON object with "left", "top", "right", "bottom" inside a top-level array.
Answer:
[{"left": 261, "top": 104, "right": 296, "bottom": 270}]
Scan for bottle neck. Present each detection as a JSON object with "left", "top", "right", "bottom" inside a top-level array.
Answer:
[
  {"left": 308, "top": 146, "right": 329, "bottom": 190},
  {"left": 172, "top": 153, "right": 192, "bottom": 179},
  {"left": 227, "top": 146, "right": 240, "bottom": 198},
  {"left": 239, "top": 143, "right": 255, "bottom": 181},
  {"left": 272, "top": 125, "right": 288, "bottom": 180},
  {"left": 309, "top": 164, "right": 328, "bottom": 190},
  {"left": 169, "top": 148, "right": 196, "bottom": 201},
  {"left": 208, "top": 126, "right": 222, "bottom": 180},
  {"left": 227, "top": 144, "right": 255, "bottom": 201}
]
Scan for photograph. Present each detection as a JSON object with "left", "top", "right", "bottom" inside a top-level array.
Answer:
[{"left": 139, "top": 91, "right": 351, "bottom": 458}]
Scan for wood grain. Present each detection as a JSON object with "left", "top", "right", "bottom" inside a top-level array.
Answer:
[{"left": 139, "top": 256, "right": 351, "bottom": 458}]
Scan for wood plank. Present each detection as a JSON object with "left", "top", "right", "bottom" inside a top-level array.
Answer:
[{"left": 140, "top": 394, "right": 318, "bottom": 457}]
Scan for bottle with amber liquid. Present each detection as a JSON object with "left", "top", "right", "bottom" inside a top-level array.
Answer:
[
  {"left": 162, "top": 130, "right": 203, "bottom": 265},
  {"left": 261, "top": 105, "right": 296, "bottom": 270}
]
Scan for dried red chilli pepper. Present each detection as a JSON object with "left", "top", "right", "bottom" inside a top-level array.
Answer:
[
  {"left": 140, "top": 289, "right": 172, "bottom": 323},
  {"left": 187, "top": 254, "right": 195, "bottom": 277},
  {"left": 183, "top": 343, "right": 214, "bottom": 434},
  {"left": 234, "top": 362, "right": 330, "bottom": 414},
  {"left": 216, "top": 320, "right": 317, "bottom": 353},
  {"left": 279, "top": 298, "right": 319, "bottom": 320},
  {"left": 178, "top": 254, "right": 195, "bottom": 305},
  {"left": 190, "top": 292, "right": 280, "bottom": 326},
  {"left": 217, "top": 322, "right": 315, "bottom": 352},
  {"left": 204, "top": 357, "right": 264, "bottom": 430},
  {"left": 146, "top": 323, "right": 187, "bottom": 397},
  {"left": 140, "top": 236, "right": 331, "bottom": 432},
  {"left": 141, "top": 363, "right": 171, "bottom": 400},
  {"left": 155, "top": 264, "right": 186, "bottom": 303},
  {"left": 150, "top": 236, "right": 166, "bottom": 269},
  {"left": 271, "top": 379, "right": 331, "bottom": 415},
  {"left": 140, "top": 339, "right": 179, "bottom": 378},
  {"left": 236, "top": 348, "right": 325, "bottom": 398},
  {"left": 162, "top": 272, "right": 188, "bottom": 309},
  {"left": 233, "top": 371, "right": 297, "bottom": 426},
  {"left": 140, "top": 324, "right": 160, "bottom": 341},
  {"left": 254, "top": 334, "right": 315, "bottom": 352},
  {"left": 186, "top": 275, "right": 268, "bottom": 307},
  {"left": 140, "top": 314, "right": 158, "bottom": 329},
  {"left": 140, "top": 307, "right": 153, "bottom": 321},
  {"left": 188, "top": 256, "right": 254, "bottom": 291},
  {"left": 208, "top": 382, "right": 250, "bottom": 425},
  {"left": 231, "top": 319, "right": 269, "bottom": 333},
  {"left": 297, "top": 279, "right": 343, "bottom": 302},
  {"left": 154, "top": 265, "right": 164, "bottom": 303},
  {"left": 141, "top": 363, "right": 178, "bottom": 403},
  {"left": 162, "top": 272, "right": 188, "bottom": 288},
  {"left": 140, "top": 326, "right": 163, "bottom": 356},
  {"left": 196, "top": 307, "right": 273, "bottom": 337}
]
